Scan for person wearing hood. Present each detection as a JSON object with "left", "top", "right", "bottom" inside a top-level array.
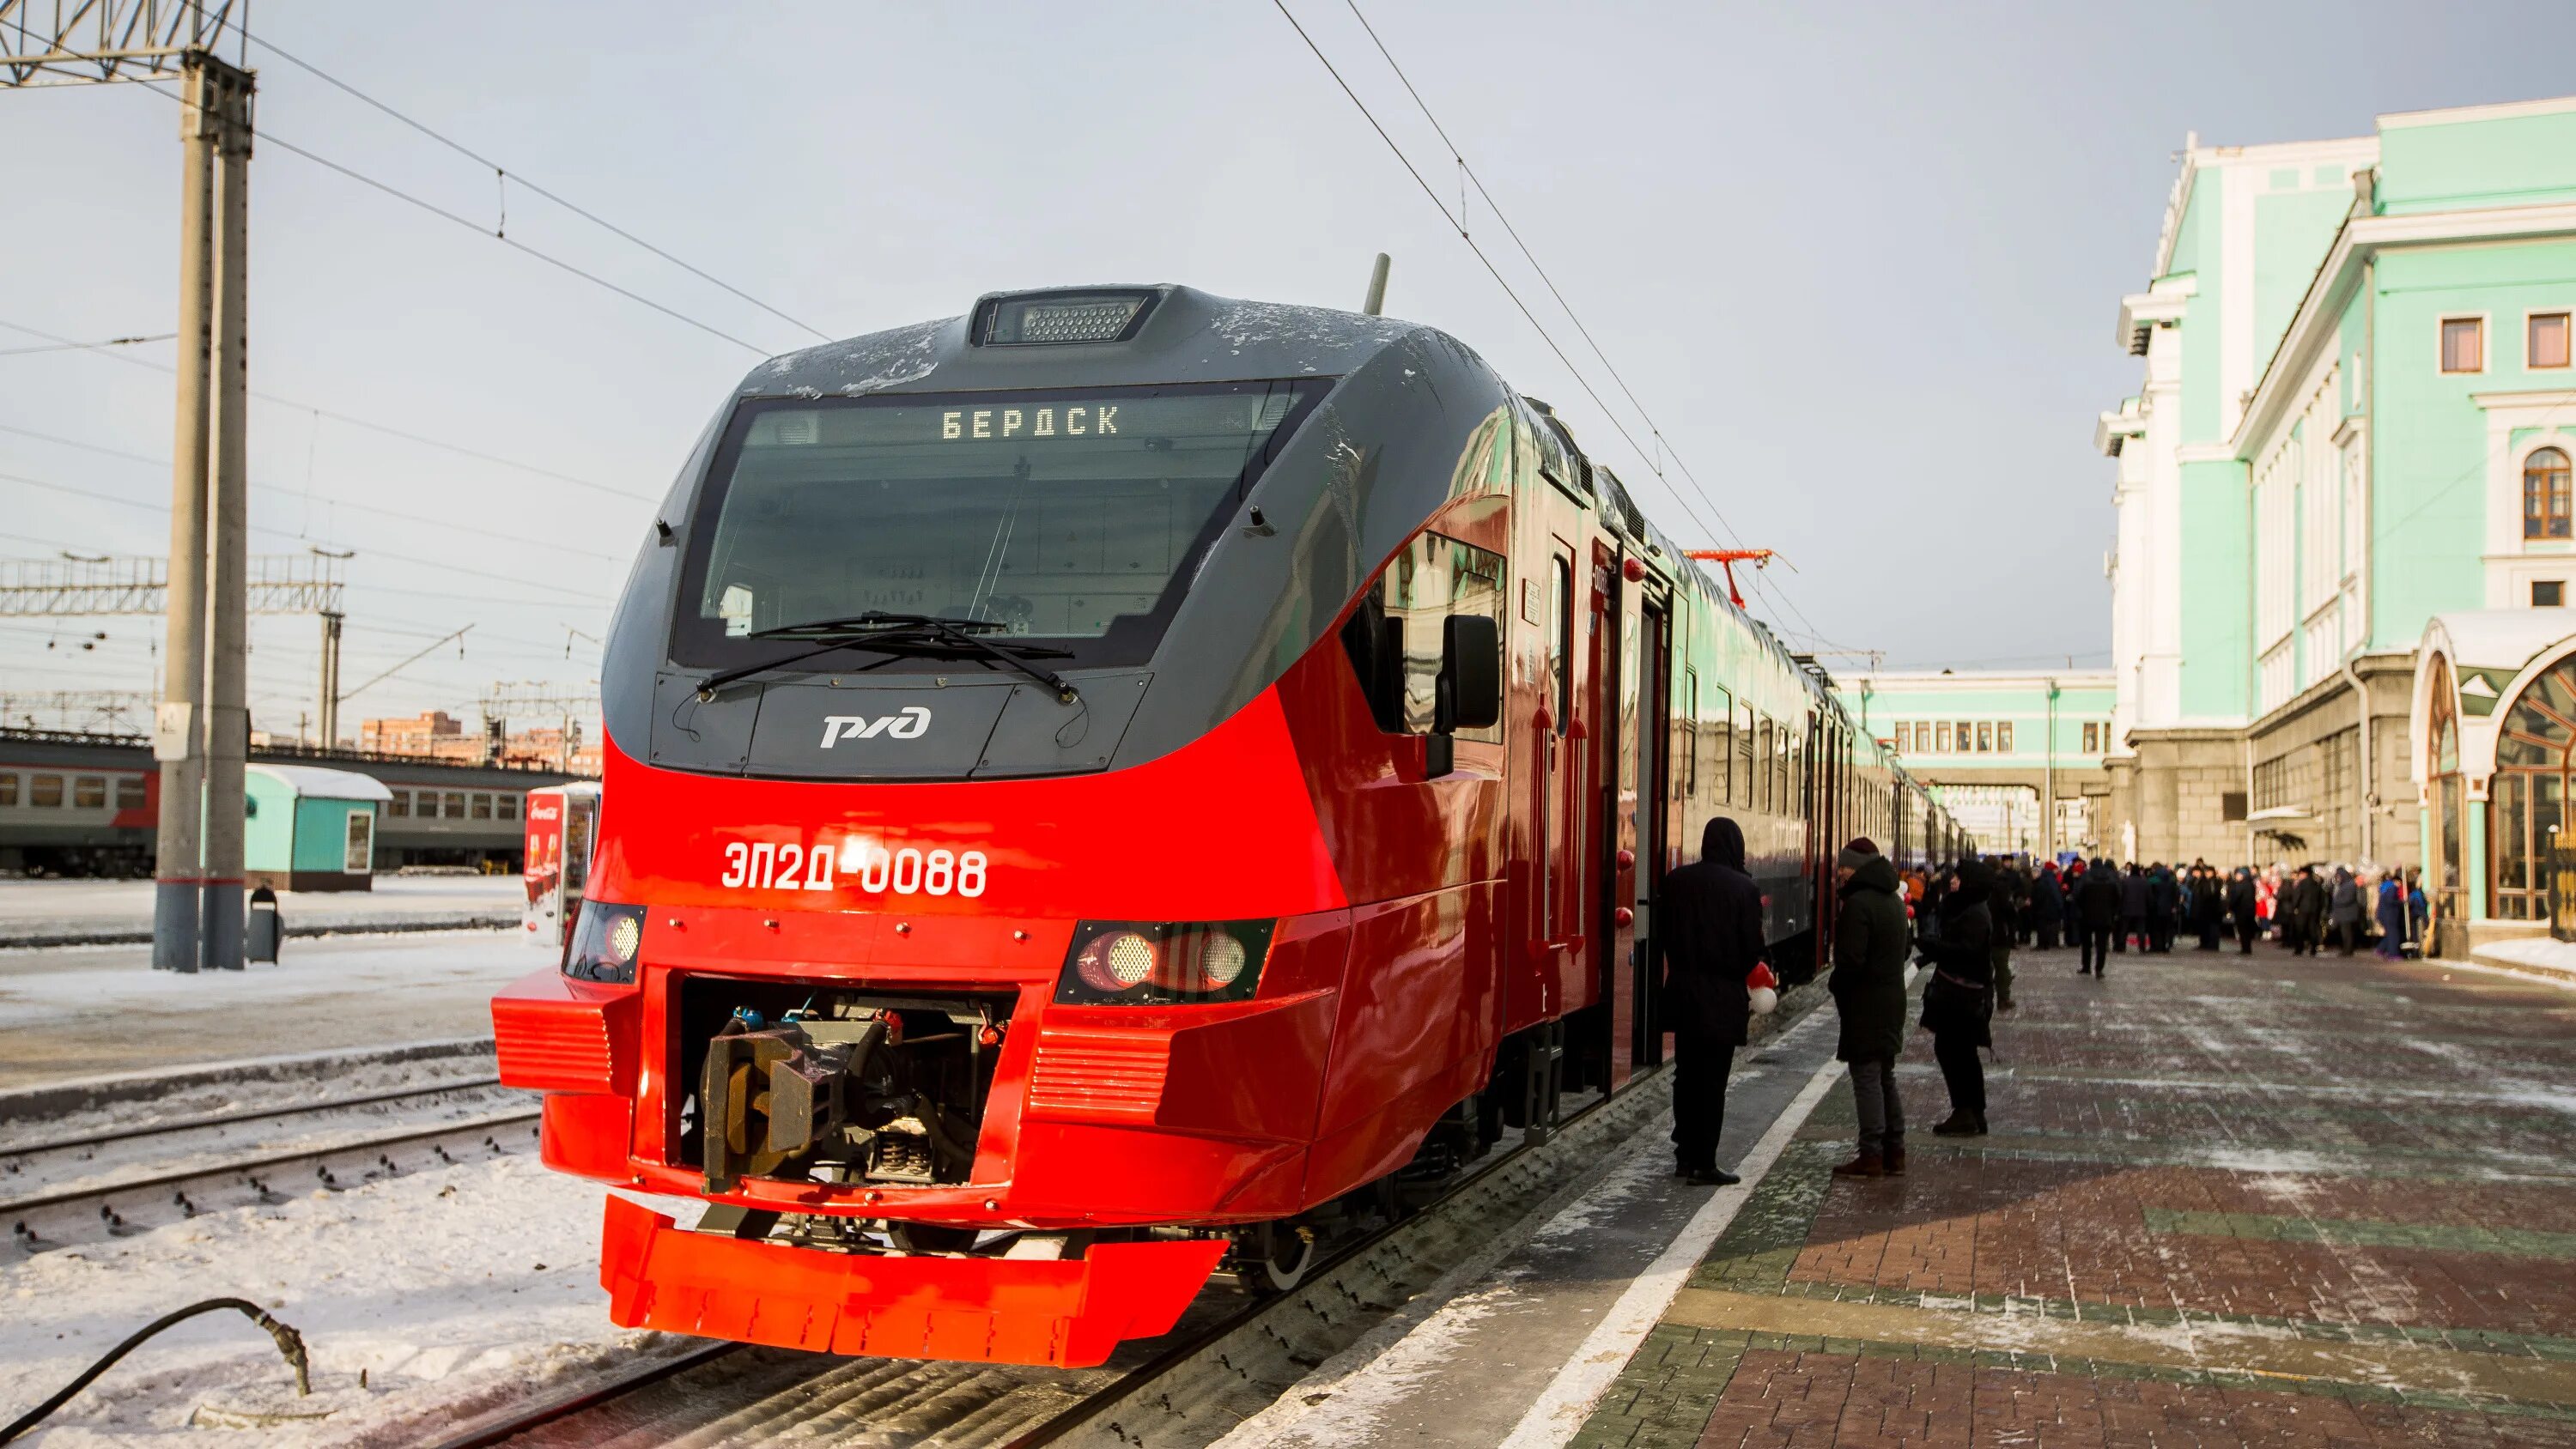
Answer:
[
  {"left": 2327, "top": 867, "right": 2366, "bottom": 955},
  {"left": 1989, "top": 858, "right": 2017, "bottom": 1013},
  {"left": 2031, "top": 862, "right": 2064, "bottom": 952},
  {"left": 2287, "top": 864, "right": 2328, "bottom": 955},
  {"left": 1829, "top": 838, "right": 1911, "bottom": 1178},
  {"left": 2074, "top": 857, "right": 2121, "bottom": 976},
  {"left": 2227, "top": 866, "right": 2260, "bottom": 955},
  {"left": 1658, "top": 815, "right": 1765, "bottom": 1186},
  {"left": 1920, "top": 857, "right": 1996, "bottom": 1136},
  {"left": 2145, "top": 864, "right": 2178, "bottom": 953},
  {"left": 2118, "top": 863, "right": 2149, "bottom": 953},
  {"left": 2374, "top": 869, "right": 2408, "bottom": 960}
]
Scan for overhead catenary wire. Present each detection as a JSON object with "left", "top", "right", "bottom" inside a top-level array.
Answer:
[
  {"left": 1285, "top": 0, "right": 1832, "bottom": 643},
  {"left": 216, "top": 18, "right": 834, "bottom": 346},
  {"left": 133, "top": 78, "right": 777, "bottom": 357},
  {"left": 0, "top": 332, "right": 173, "bottom": 358},
  {"left": 0, "top": 318, "right": 658, "bottom": 505}
]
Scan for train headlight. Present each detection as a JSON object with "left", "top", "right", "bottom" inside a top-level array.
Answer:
[
  {"left": 1055, "top": 920, "right": 1274, "bottom": 1005},
  {"left": 563, "top": 900, "right": 647, "bottom": 985}
]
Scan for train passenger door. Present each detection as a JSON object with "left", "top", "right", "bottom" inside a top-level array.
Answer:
[
  {"left": 1534, "top": 545, "right": 1579, "bottom": 1003},
  {"left": 1623, "top": 595, "right": 1669, "bottom": 1076}
]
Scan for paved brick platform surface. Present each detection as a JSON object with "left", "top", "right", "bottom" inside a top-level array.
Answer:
[{"left": 1571, "top": 943, "right": 2576, "bottom": 1447}]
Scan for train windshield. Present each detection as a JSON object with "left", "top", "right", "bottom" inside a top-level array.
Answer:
[{"left": 670, "top": 380, "right": 1326, "bottom": 670}]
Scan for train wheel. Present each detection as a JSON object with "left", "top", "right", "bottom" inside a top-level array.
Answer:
[{"left": 1236, "top": 1220, "right": 1316, "bottom": 1296}]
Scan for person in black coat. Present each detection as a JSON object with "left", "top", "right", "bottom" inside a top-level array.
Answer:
[
  {"left": 2074, "top": 858, "right": 2121, "bottom": 976},
  {"left": 2145, "top": 864, "right": 2178, "bottom": 952},
  {"left": 2031, "top": 864, "right": 2064, "bottom": 952},
  {"left": 1659, "top": 815, "right": 1764, "bottom": 1186},
  {"left": 1919, "top": 858, "right": 1996, "bottom": 1136},
  {"left": 2226, "top": 866, "right": 2260, "bottom": 955},
  {"left": 2287, "top": 864, "right": 2328, "bottom": 956},
  {"left": 2117, "top": 863, "right": 2149, "bottom": 954}
]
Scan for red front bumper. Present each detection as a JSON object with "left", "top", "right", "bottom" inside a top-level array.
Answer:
[{"left": 599, "top": 1196, "right": 1224, "bottom": 1367}]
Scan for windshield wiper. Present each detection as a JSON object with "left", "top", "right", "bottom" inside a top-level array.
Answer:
[{"left": 693, "top": 611, "right": 1081, "bottom": 704}]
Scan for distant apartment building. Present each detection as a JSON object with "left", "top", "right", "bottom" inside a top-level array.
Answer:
[
  {"left": 2098, "top": 94, "right": 2576, "bottom": 950},
  {"left": 1837, "top": 671, "right": 2116, "bottom": 858},
  {"left": 359, "top": 709, "right": 601, "bottom": 776}
]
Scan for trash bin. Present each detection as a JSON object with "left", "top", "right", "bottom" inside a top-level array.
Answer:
[{"left": 246, "top": 885, "right": 283, "bottom": 963}]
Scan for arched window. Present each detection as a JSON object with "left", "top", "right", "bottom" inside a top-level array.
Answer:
[{"left": 2524, "top": 446, "right": 2572, "bottom": 540}]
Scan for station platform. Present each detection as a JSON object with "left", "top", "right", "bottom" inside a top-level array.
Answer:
[{"left": 1230, "top": 943, "right": 2576, "bottom": 1448}]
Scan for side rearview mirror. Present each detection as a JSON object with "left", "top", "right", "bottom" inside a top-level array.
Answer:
[{"left": 1436, "top": 615, "right": 1503, "bottom": 733}]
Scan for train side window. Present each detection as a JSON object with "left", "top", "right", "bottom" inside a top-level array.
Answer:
[
  {"left": 471, "top": 792, "right": 495, "bottom": 821},
  {"left": 1753, "top": 717, "right": 1771, "bottom": 813},
  {"left": 1338, "top": 532, "right": 1506, "bottom": 743},
  {"left": 115, "top": 776, "right": 146, "bottom": 809},
  {"left": 73, "top": 776, "right": 106, "bottom": 809},
  {"left": 388, "top": 790, "right": 410, "bottom": 818},
  {"left": 31, "top": 774, "right": 64, "bottom": 808},
  {"left": 1683, "top": 670, "right": 1699, "bottom": 797},
  {"left": 1550, "top": 557, "right": 1573, "bottom": 734},
  {"left": 1710, "top": 685, "right": 1732, "bottom": 803},
  {"left": 498, "top": 793, "right": 519, "bottom": 822},
  {"left": 443, "top": 791, "right": 467, "bottom": 819},
  {"left": 1735, "top": 701, "right": 1754, "bottom": 808},
  {"left": 0, "top": 773, "right": 15, "bottom": 806}
]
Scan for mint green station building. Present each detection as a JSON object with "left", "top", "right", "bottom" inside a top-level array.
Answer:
[
  {"left": 2096, "top": 94, "right": 2576, "bottom": 952},
  {"left": 243, "top": 763, "right": 389, "bottom": 892},
  {"left": 1835, "top": 671, "right": 2117, "bottom": 858}
]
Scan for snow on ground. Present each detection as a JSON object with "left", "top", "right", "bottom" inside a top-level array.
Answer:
[
  {"left": 0, "top": 930, "right": 546, "bottom": 1092},
  {"left": 2467, "top": 934, "right": 2576, "bottom": 987},
  {"left": 0, "top": 1152, "right": 702, "bottom": 1447},
  {"left": 0, "top": 874, "right": 525, "bottom": 942}
]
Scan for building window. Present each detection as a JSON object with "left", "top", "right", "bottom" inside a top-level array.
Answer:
[
  {"left": 2528, "top": 447, "right": 2573, "bottom": 540},
  {"left": 72, "top": 776, "right": 106, "bottom": 809},
  {"left": 1976, "top": 722, "right": 1993, "bottom": 754},
  {"left": 2081, "top": 722, "right": 2100, "bottom": 753},
  {"left": 2533, "top": 312, "right": 2572, "bottom": 371},
  {"left": 1955, "top": 719, "right": 1972, "bottom": 751},
  {"left": 2537, "top": 580, "right": 2567, "bottom": 609},
  {"left": 31, "top": 774, "right": 64, "bottom": 808},
  {"left": 1996, "top": 721, "right": 2014, "bottom": 753},
  {"left": 114, "top": 776, "right": 146, "bottom": 809},
  {"left": 1935, "top": 722, "right": 1953, "bottom": 753},
  {"left": 2222, "top": 791, "right": 2248, "bottom": 822},
  {"left": 2441, "top": 317, "right": 2484, "bottom": 373}
]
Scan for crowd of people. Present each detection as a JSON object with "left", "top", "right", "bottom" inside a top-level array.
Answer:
[{"left": 1657, "top": 822, "right": 2441, "bottom": 1186}]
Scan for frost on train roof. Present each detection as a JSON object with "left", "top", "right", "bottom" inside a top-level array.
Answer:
[{"left": 736, "top": 286, "right": 1430, "bottom": 399}]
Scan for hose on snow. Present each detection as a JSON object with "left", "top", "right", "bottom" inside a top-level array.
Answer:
[{"left": 0, "top": 1297, "right": 309, "bottom": 1446}]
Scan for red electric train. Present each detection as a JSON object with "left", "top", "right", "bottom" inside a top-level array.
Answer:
[{"left": 491, "top": 286, "right": 1960, "bottom": 1368}]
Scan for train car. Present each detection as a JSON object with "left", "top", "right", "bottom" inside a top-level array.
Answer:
[
  {"left": 522, "top": 781, "right": 602, "bottom": 947},
  {"left": 489, "top": 285, "right": 1960, "bottom": 1368},
  {"left": 0, "top": 727, "right": 580, "bottom": 877}
]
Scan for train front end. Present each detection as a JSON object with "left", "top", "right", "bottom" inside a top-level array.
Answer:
[{"left": 490, "top": 287, "right": 1509, "bottom": 1367}]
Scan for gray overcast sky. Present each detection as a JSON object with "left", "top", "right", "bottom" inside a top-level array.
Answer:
[{"left": 5, "top": 0, "right": 2574, "bottom": 732}]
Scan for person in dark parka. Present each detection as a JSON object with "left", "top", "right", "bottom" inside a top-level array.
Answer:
[
  {"left": 2227, "top": 867, "right": 2260, "bottom": 955},
  {"left": 2146, "top": 864, "right": 2179, "bottom": 952},
  {"left": 2117, "top": 863, "right": 2149, "bottom": 953},
  {"left": 1659, "top": 815, "right": 1765, "bottom": 1186},
  {"left": 2075, "top": 858, "right": 2121, "bottom": 976},
  {"left": 2032, "top": 863, "right": 2064, "bottom": 952},
  {"left": 1919, "top": 858, "right": 1996, "bottom": 1136},
  {"left": 1829, "top": 838, "right": 1911, "bottom": 1178},
  {"left": 2287, "top": 865, "right": 2328, "bottom": 956}
]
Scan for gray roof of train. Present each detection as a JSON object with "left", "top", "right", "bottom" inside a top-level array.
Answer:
[{"left": 734, "top": 285, "right": 1425, "bottom": 401}]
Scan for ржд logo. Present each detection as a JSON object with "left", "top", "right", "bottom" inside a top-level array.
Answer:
[{"left": 819, "top": 706, "right": 932, "bottom": 747}]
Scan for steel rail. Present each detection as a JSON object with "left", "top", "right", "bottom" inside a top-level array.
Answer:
[
  {"left": 3, "top": 1109, "right": 540, "bottom": 1255},
  {"left": 2, "top": 1075, "right": 507, "bottom": 1159}
]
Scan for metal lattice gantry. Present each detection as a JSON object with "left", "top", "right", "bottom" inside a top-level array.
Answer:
[
  {"left": 0, "top": 553, "right": 343, "bottom": 615},
  {"left": 0, "top": 0, "right": 236, "bottom": 87},
  {"left": 0, "top": 688, "right": 158, "bottom": 731},
  {"left": 477, "top": 680, "right": 601, "bottom": 725}
]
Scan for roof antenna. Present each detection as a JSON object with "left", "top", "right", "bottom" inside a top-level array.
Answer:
[{"left": 1362, "top": 253, "right": 1391, "bottom": 316}]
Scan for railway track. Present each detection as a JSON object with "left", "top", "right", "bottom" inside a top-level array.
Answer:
[
  {"left": 420, "top": 1047, "right": 1709, "bottom": 1449},
  {"left": 3, "top": 1076, "right": 538, "bottom": 1258}
]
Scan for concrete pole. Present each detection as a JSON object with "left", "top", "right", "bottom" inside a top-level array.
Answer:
[
  {"left": 201, "top": 62, "right": 253, "bottom": 972},
  {"left": 2044, "top": 677, "right": 2059, "bottom": 861},
  {"left": 1362, "top": 253, "right": 1390, "bottom": 316},
  {"left": 319, "top": 610, "right": 343, "bottom": 749},
  {"left": 152, "top": 58, "right": 219, "bottom": 974}
]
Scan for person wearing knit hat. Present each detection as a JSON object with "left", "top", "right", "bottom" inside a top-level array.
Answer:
[{"left": 1829, "top": 836, "right": 1911, "bottom": 1176}]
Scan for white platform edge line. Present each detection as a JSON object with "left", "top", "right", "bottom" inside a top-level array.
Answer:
[{"left": 1495, "top": 970, "right": 1909, "bottom": 1449}]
